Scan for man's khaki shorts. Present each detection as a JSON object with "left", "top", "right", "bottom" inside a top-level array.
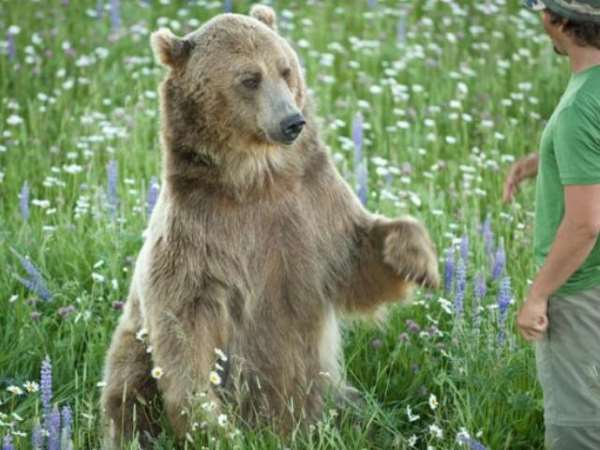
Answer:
[{"left": 536, "top": 284, "right": 600, "bottom": 449}]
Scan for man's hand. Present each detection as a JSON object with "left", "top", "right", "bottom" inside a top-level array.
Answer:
[
  {"left": 503, "top": 153, "right": 539, "bottom": 203},
  {"left": 517, "top": 295, "right": 549, "bottom": 341}
]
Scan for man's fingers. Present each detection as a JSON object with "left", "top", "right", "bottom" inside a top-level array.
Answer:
[
  {"left": 502, "top": 178, "right": 514, "bottom": 203},
  {"left": 521, "top": 327, "right": 543, "bottom": 341}
]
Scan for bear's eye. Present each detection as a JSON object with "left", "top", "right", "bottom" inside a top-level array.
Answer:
[
  {"left": 281, "top": 68, "right": 292, "bottom": 80},
  {"left": 242, "top": 74, "right": 262, "bottom": 90}
]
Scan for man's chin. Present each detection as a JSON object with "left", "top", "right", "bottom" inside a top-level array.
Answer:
[{"left": 553, "top": 45, "right": 567, "bottom": 56}]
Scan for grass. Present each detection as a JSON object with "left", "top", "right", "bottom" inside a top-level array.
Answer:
[{"left": 0, "top": 0, "right": 569, "bottom": 448}]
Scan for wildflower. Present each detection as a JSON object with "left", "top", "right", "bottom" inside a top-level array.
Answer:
[
  {"left": 6, "top": 32, "right": 16, "bottom": 61},
  {"left": 91, "top": 273, "right": 105, "bottom": 283},
  {"left": 12, "top": 249, "right": 53, "bottom": 301},
  {"left": 23, "top": 381, "right": 39, "bottom": 393},
  {"left": 460, "top": 233, "right": 469, "bottom": 262},
  {"left": 481, "top": 215, "right": 494, "bottom": 257},
  {"left": 454, "top": 257, "right": 466, "bottom": 317},
  {"left": 407, "top": 434, "right": 418, "bottom": 447},
  {"left": 151, "top": 367, "right": 164, "bottom": 379},
  {"left": 110, "top": 0, "right": 121, "bottom": 34},
  {"left": 214, "top": 348, "right": 228, "bottom": 362},
  {"left": 61, "top": 405, "right": 73, "bottom": 450},
  {"left": 136, "top": 328, "right": 148, "bottom": 342},
  {"left": 352, "top": 112, "right": 368, "bottom": 206},
  {"left": 209, "top": 371, "right": 222, "bottom": 386},
  {"left": 6, "top": 114, "right": 23, "bottom": 126},
  {"left": 217, "top": 413, "right": 228, "bottom": 427},
  {"left": 491, "top": 239, "right": 506, "bottom": 280},
  {"left": 147, "top": 176, "right": 160, "bottom": 218},
  {"left": 497, "top": 276, "right": 512, "bottom": 345},
  {"left": 473, "top": 272, "right": 486, "bottom": 329},
  {"left": 457, "top": 430, "right": 488, "bottom": 450},
  {"left": 31, "top": 423, "right": 44, "bottom": 450},
  {"left": 397, "top": 13, "right": 407, "bottom": 45},
  {"left": 58, "top": 305, "right": 76, "bottom": 318},
  {"left": 6, "top": 385, "right": 23, "bottom": 395},
  {"left": 406, "top": 405, "right": 420, "bottom": 422},
  {"left": 19, "top": 181, "right": 29, "bottom": 221},
  {"left": 41, "top": 356, "right": 53, "bottom": 419},
  {"left": 429, "top": 423, "right": 444, "bottom": 439},
  {"left": 405, "top": 319, "right": 420, "bottom": 333},
  {"left": 47, "top": 406, "right": 61, "bottom": 450},
  {"left": 428, "top": 393, "right": 438, "bottom": 410},
  {"left": 106, "top": 159, "right": 119, "bottom": 216},
  {"left": 112, "top": 300, "right": 124, "bottom": 310},
  {"left": 3, "top": 434, "right": 14, "bottom": 450},
  {"left": 444, "top": 247, "right": 454, "bottom": 295}
]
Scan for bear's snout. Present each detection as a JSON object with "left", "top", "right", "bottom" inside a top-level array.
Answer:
[{"left": 279, "top": 113, "right": 305, "bottom": 144}]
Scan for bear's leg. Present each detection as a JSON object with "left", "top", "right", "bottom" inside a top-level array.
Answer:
[
  {"left": 101, "top": 294, "right": 160, "bottom": 449},
  {"left": 146, "top": 300, "right": 229, "bottom": 438}
]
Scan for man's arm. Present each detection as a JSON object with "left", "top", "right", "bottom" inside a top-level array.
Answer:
[
  {"left": 517, "top": 184, "right": 600, "bottom": 341},
  {"left": 503, "top": 152, "right": 539, "bottom": 203}
]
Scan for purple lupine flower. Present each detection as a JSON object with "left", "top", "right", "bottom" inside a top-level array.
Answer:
[
  {"left": 473, "top": 271, "right": 486, "bottom": 330},
  {"left": 106, "top": 159, "right": 119, "bottom": 215},
  {"left": 405, "top": 319, "right": 420, "bottom": 333},
  {"left": 58, "top": 304, "right": 76, "bottom": 318},
  {"left": 352, "top": 112, "right": 363, "bottom": 164},
  {"left": 2, "top": 434, "right": 14, "bottom": 450},
  {"left": 224, "top": 0, "right": 233, "bottom": 12},
  {"left": 20, "top": 181, "right": 29, "bottom": 221},
  {"left": 481, "top": 214, "right": 494, "bottom": 257},
  {"left": 457, "top": 434, "right": 488, "bottom": 450},
  {"left": 40, "top": 356, "right": 53, "bottom": 420},
  {"left": 491, "top": 239, "right": 506, "bottom": 280},
  {"left": 109, "top": 0, "right": 121, "bottom": 34},
  {"left": 396, "top": 13, "right": 407, "bottom": 45},
  {"left": 444, "top": 247, "right": 455, "bottom": 295},
  {"left": 47, "top": 406, "right": 61, "bottom": 450},
  {"left": 352, "top": 112, "right": 368, "bottom": 205},
  {"left": 356, "top": 160, "right": 368, "bottom": 206},
  {"left": 7, "top": 32, "right": 16, "bottom": 61},
  {"left": 147, "top": 176, "right": 160, "bottom": 218},
  {"left": 96, "top": 0, "right": 104, "bottom": 18},
  {"left": 497, "top": 276, "right": 512, "bottom": 346},
  {"left": 460, "top": 233, "right": 469, "bottom": 263},
  {"left": 32, "top": 423, "right": 44, "bottom": 450},
  {"left": 14, "top": 275, "right": 52, "bottom": 302},
  {"left": 454, "top": 257, "right": 466, "bottom": 317},
  {"left": 61, "top": 405, "right": 73, "bottom": 450},
  {"left": 12, "top": 250, "right": 52, "bottom": 301}
]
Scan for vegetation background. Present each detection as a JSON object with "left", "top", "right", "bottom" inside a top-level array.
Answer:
[{"left": 0, "top": 0, "right": 569, "bottom": 448}]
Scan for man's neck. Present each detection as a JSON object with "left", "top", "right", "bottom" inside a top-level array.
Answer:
[{"left": 568, "top": 44, "right": 600, "bottom": 73}]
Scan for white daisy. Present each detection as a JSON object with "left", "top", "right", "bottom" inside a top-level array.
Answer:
[{"left": 151, "top": 367, "right": 164, "bottom": 380}]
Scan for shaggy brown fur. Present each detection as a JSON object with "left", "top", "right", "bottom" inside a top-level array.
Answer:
[{"left": 101, "top": 5, "right": 439, "bottom": 448}]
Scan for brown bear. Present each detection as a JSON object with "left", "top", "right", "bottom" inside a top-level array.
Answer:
[{"left": 100, "top": 4, "right": 439, "bottom": 448}]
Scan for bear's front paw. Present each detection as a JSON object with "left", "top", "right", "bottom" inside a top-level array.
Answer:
[{"left": 382, "top": 218, "right": 439, "bottom": 289}]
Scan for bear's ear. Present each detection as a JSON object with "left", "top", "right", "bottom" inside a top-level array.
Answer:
[
  {"left": 250, "top": 4, "right": 278, "bottom": 32},
  {"left": 151, "top": 28, "right": 193, "bottom": 68}
]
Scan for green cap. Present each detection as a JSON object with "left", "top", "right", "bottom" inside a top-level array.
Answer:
[{"left": 525, "top": 0, "right": 600, "bottom": 23}]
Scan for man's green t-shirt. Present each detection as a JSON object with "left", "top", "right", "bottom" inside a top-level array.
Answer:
[{"left": 535, "top": 65, "right": 600, "bottom": 295}]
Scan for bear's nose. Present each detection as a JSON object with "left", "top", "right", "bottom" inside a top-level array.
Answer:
[{"left": 280, "top": 113, "right": 306, "bottom": 143}]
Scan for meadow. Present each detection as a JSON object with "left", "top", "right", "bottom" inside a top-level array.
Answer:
[{"left": 0, "top": 0, "right": 570, "bottom": 448}]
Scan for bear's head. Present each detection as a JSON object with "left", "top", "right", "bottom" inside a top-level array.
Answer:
[{"left": 151, "top": 5, "right": 307, "bottom": 161}]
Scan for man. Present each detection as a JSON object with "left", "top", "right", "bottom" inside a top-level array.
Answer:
[{"left": 504, "top": 1, "right": 600, "bottom": 448}]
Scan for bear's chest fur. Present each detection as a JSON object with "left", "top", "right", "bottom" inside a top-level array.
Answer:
[{"left": 145, "top": 179, "right": 342, "bottom": 327}]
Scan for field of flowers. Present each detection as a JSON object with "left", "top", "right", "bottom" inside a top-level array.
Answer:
[{"left": 0, "top": 0, "right": 570, "bottom": 448}]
